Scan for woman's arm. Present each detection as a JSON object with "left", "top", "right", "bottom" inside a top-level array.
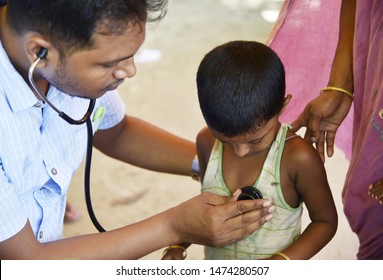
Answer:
[{"left": 291, "top": 0, "right": 356, "bottom": 161}]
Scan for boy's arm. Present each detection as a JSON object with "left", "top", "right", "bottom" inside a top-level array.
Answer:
[
  {"left": 269, "top": 138, "right": 338, "bottom": 260},
  {"left": 196, "top": 127, "right": 216, "bottom": 182}
]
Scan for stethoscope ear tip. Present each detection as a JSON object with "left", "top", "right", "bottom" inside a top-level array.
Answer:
[{"left": 37, "top": 48, "right": 48, "bottom": 60}]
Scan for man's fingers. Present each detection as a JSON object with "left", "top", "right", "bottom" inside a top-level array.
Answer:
[
  {"left": 230, "top": 199, "right": 273, "bottom": 218},
  {"left": 202, "top": 192, "right": 232, "bottom": 206},
  {"left": 209, "top": 199, "right": 274, "bottom": 246}
]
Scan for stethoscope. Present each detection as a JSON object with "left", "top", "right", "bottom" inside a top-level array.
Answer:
[{"left": 28, "top": 48, "right": 106, "bottom": 232}]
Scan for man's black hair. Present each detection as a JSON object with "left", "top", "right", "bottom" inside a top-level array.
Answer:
[{"left": 6, "top": 0, "right": 167, "bottom": 55}]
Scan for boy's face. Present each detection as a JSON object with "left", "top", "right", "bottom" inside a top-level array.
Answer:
[
  {"left": 211, "top": 116, "right": 280, "bottom": 158},
  {"left": 46, "top": 21, "right": 146, "bottom": 99}
]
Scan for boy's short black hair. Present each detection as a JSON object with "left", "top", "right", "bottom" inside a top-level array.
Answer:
[
  {"left": 6, "top": 0, "right": 167, "bottom": 56},
  {"left": 196, "top": 40, "right": 285, "bottom": 137}
]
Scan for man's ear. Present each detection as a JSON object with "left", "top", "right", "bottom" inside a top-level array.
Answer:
[
  {"left": 279, "top": 94, "right": 292, "bottom": 116},
  {"left": 24, "top": 34, "right": 52, "bottom": 66}
]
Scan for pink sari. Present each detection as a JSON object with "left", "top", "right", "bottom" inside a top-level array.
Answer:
[
  {"left": 267, "top": 0, "right": 353, "bottom": 160},
  {"left": 268, "top": 0, "right": 383, "bottom": 259}
]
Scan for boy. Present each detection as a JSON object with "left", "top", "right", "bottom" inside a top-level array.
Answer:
[{"left": 163, "top": 40, "right": 337, "bottom": 260}]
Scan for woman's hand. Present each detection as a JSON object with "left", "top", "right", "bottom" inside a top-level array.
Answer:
[
  {"left": 291, "top": 90, "right": 353, "bottom": 162},
  {"left": 368, "top": 179, "right": 383, "bottom": 205}
]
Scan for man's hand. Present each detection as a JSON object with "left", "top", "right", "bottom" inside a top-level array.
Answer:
[{"left": 172, "top": 191, "right": 274, "bottom": 247}]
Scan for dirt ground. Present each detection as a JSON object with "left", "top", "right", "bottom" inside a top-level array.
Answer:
[{"left": 63, "top": 0, "right": 359, "bottom": 260}]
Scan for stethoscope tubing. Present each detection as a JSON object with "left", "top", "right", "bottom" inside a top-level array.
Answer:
[
  {"left": 28, "top": 57, "right": 96, "bottom": 125},
  {"left": 28, "top": 57, "right": 105, "bottom": 232},
  {"left": 84, "top": 118, "right": 106, "bottom": 232}
]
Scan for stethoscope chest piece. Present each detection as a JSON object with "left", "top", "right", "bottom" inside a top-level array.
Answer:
[{"left": 238, "top": 186, "right": 263, "bottom": 200}]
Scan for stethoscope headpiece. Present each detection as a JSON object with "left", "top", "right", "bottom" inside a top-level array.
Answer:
[{"left": 28, "top": 48, "right": 96, "bottom": 125}]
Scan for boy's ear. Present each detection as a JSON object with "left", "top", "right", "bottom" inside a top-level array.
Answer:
[{"left": 279, "top": 94, "right": 292, "bottom": 116}]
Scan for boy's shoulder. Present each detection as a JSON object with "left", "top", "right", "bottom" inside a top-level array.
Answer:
[
  {"left": 196, "top": 127, "right": 215, "bottom": 150},
  {"left": 283, "top": 130, "right": 322, "bottom": 165}
]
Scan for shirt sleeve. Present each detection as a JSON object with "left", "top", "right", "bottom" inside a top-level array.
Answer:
[
  {"left": 96, "top": 90, "right": 126, "bottom": 131},
  {"left": 0, "top": 162, "right": 28, "bottom": 242}
]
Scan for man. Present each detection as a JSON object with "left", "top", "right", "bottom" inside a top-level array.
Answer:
[{"left": 0, "top": 0, "right": 273, "bottom": 259}]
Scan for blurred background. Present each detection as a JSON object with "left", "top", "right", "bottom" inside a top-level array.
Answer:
[{"left": 64, "top": 0, "right": 359, "bottom": 259}]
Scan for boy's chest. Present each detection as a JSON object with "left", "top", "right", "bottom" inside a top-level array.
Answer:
[
  {"left": 221, "top": 147, "right": 299, "bottom": 208},
  {"left": 221, "top": 149, "right": 267, "bottom": 193}
]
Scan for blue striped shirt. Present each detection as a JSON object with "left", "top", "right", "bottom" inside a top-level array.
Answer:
[{"left": 0, "top": 41, "right": 125, "bottom": 242}]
